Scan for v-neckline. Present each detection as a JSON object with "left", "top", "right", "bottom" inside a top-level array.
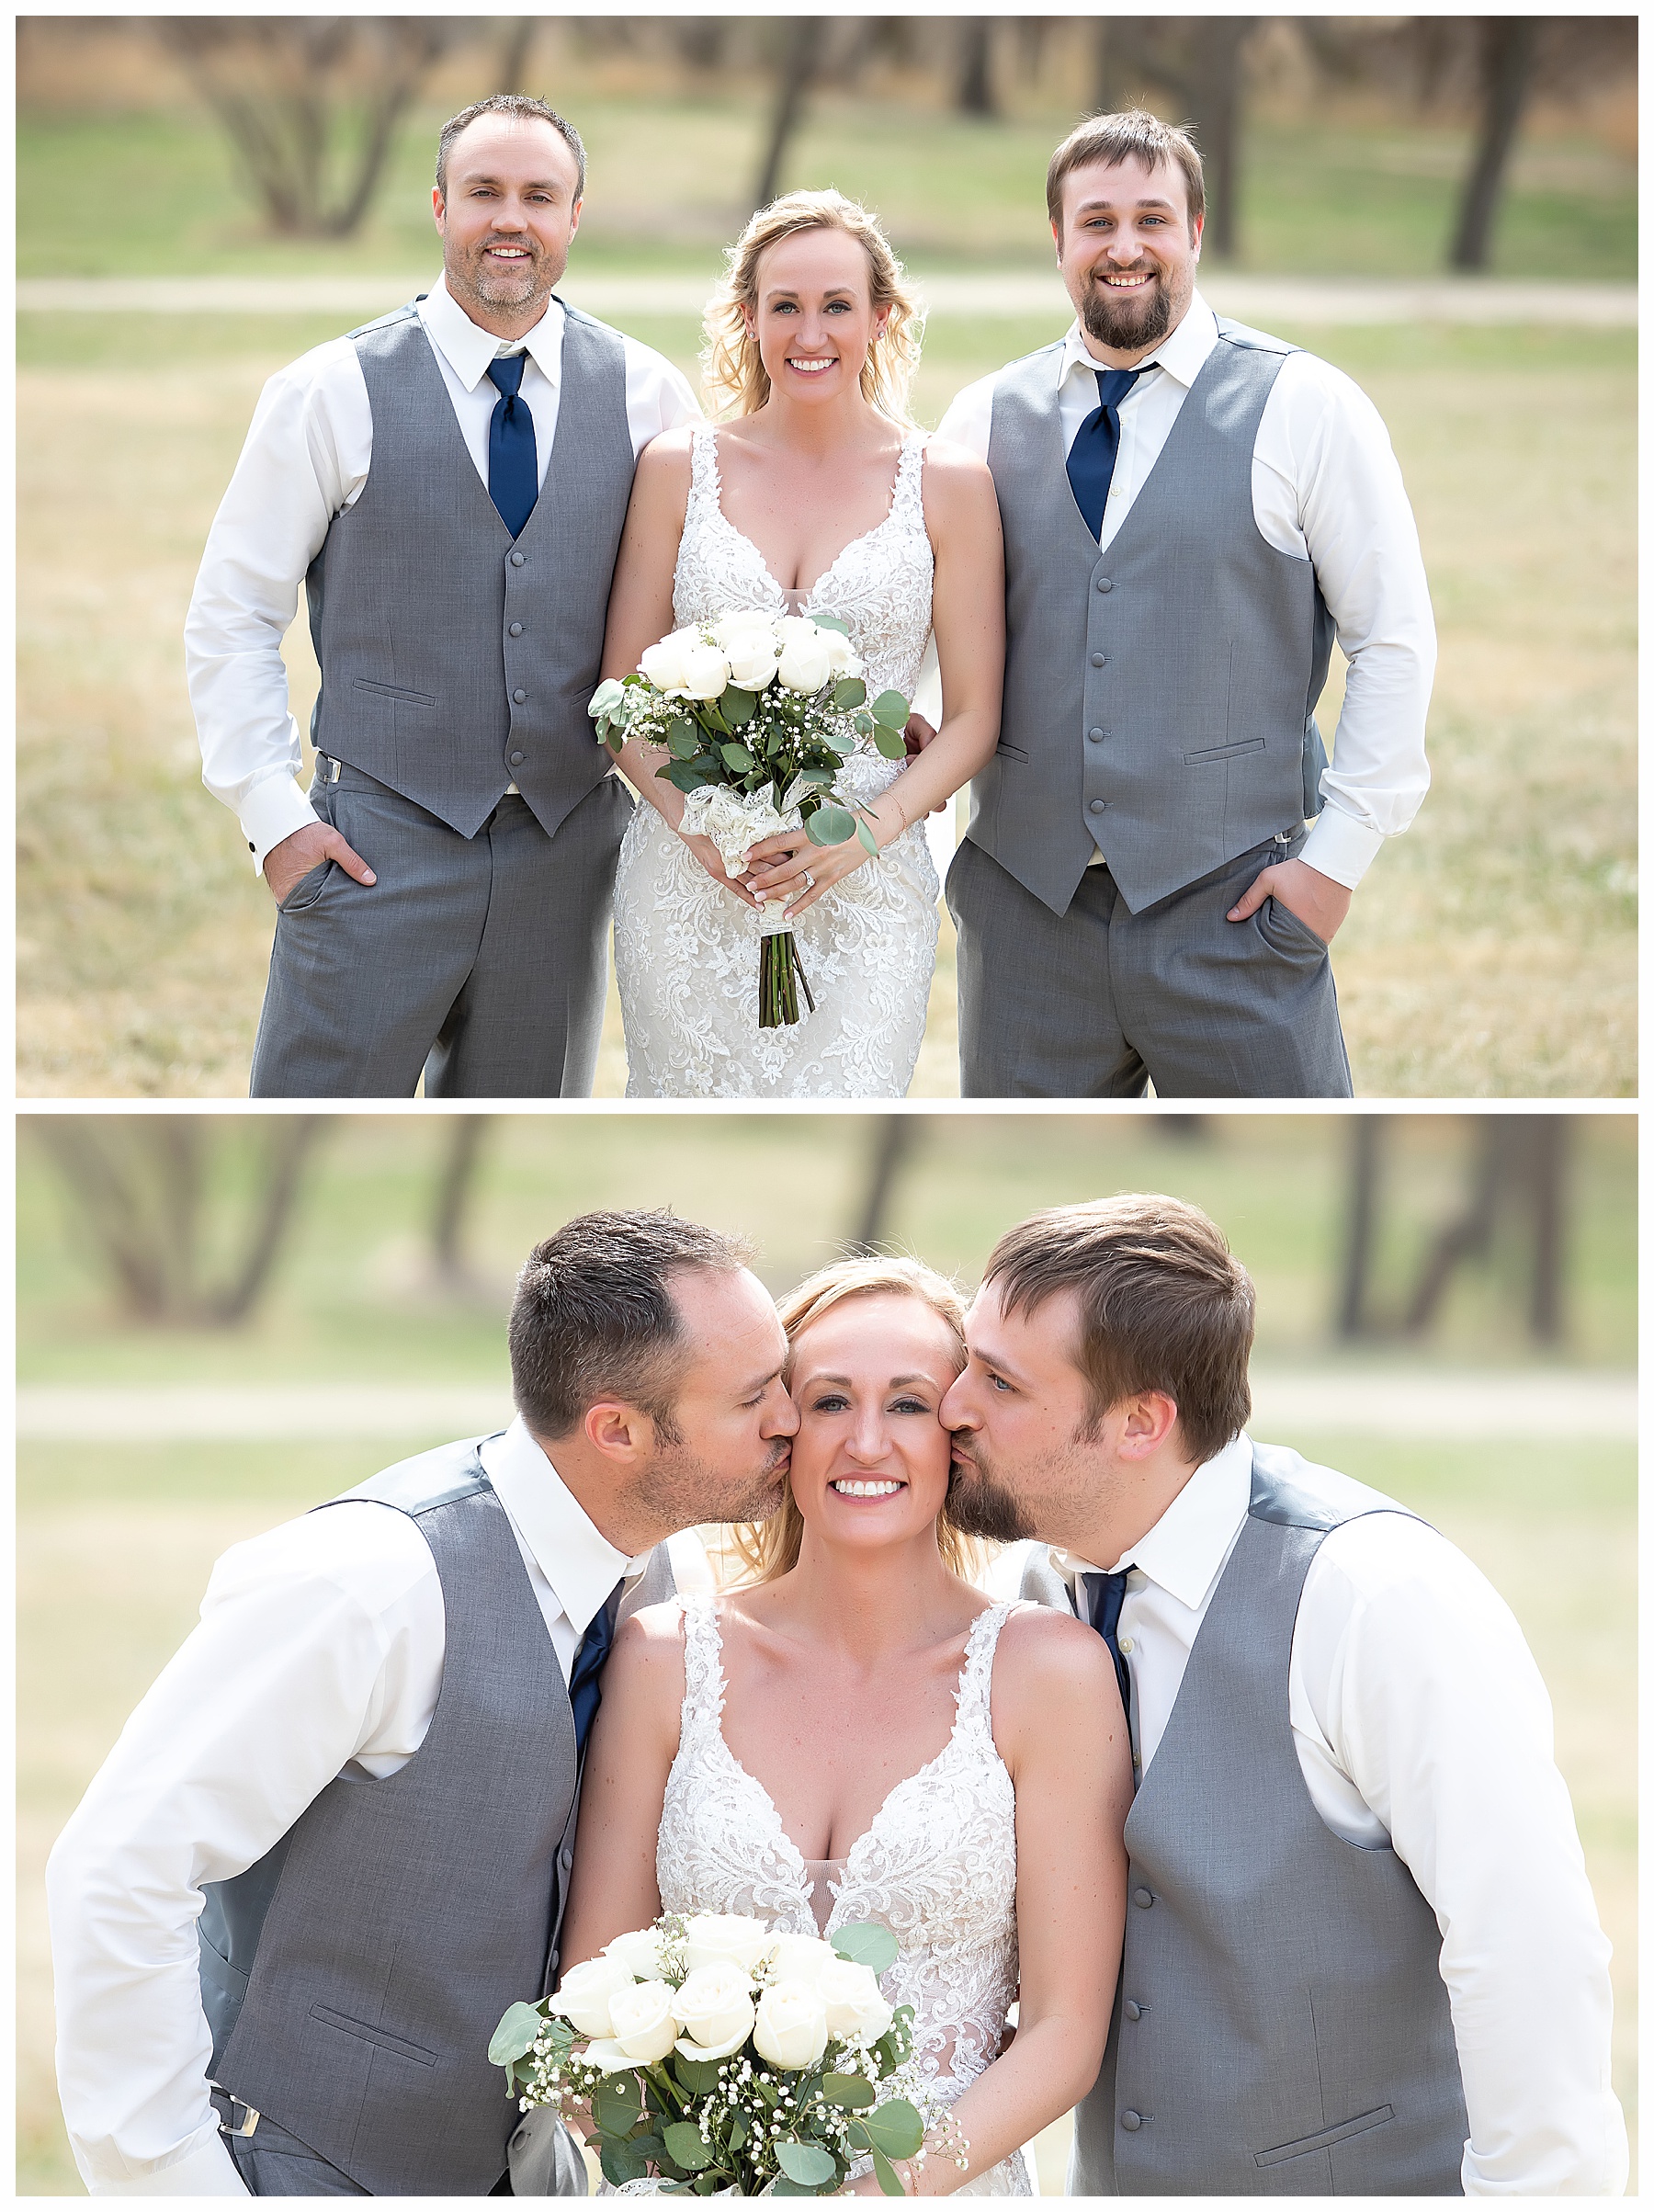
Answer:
[
  {"left": 702, "top": 428, "right": 915, "bottom": 611},
  {"left": 702, "top": 1601, "right": 1000, "bottom": 1925}
]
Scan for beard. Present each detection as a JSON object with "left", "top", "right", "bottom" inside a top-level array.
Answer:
[
  {"left": 447, "top": 236, "right": 561, "bottom": 321},
  {"left": 946, "top": 1440, "right": 1038, "bottom": 1543},
  {"left": 635, "top": 1435, "right": 792, "bottom": 1534},
  {"left": 1077, "top": 261, "right": 1184, "bottom": 355}
]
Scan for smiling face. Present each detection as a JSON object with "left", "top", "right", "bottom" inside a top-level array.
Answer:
[
  {"left": 787, "top": 1293, "right": 963, "bottom": 1555},
  {"left": 1055, "top": 153, "right": 1202, "bottom": 361},
  {"left": 744, "top": 225, "right": 887, "bottom": 407},
  {"left": 632, "top": 1265, "right": 798, "bottom": 1530},
  {"left": 433, "top": 113, "right": 583, "bottom": 335}
]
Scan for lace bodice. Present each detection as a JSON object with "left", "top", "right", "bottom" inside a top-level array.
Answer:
[
  {"left": 610, "top": 426, "right": 941, "bottom": 1098},
  {"left": 656, "top": 1598, "right": 1024, "bottom": 2140}
]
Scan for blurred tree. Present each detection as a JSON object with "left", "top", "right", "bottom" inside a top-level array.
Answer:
[
  {"left": 495, "top": 17, "right": 536, "bottom": 95},
  {"left": 1450, "top": 17, "right": 1543, "bottom": 271},
  {"left": 672, "top": 19, "right": 732, "bottom": 74},
  {"left": 432, "top": 1117, "right": 493, "bottom": 1291},
  {"left": 955, "top": 19, "right": 999, "bottom": 117},
  {"left": 153, "top": 17, "right": 455, "bottom": 238},
  {"left": 1338, "top": 1117, "right": 1570, "bottom": 1344},
  {"left": 846, "top": 1117, "right": 925, "bottom": 1256},
  {"left": 1090, "top": 17, "right": 1256, "bottom": 259},
  {"left": 30, "top": 1117, "right": 327, "bottom": 1326},
  {"left": 752, "top": 16, "right": 826, "bottom": 211}
]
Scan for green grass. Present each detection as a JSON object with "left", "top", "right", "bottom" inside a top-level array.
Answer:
[
  {"left": 17, "top": 1113, "right": 1637, "bottom": 1388},
  {"left": 18, "top": 96, "right": 1637, "bottom": 281}
]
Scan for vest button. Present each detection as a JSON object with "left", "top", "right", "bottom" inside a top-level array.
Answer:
[
  {"left": 1089, "top": 799, "right": 1106, "bottom": 814},
  {"left": 1091, "top": 652, "right": 1106, "bottom": 667},
  {"left": 1096, "top": 576, "right": 1114, "bottom": 593},
  {"left": 510, "top": 550, "right": 526, "bottom": 566},
  {"left": 1120, "top": 2110, "right": 1143, "bottom": 2132},
  {"left": 509, "top": 622, "right": 524, "bottom": 637},
  {"left": 1124, "top": 2000, "right": 1142, "bottom": 2021},
  {"left": 513, "top": 687, "right": 527, "bottom": 702},
  {"left": 1088, "top": 728, "right": 1105, "bottom": 743},
  {"left": 510, "top": 750, "right": 526, "bottom": 766},
  {"left": 560, "top": 1847, "right": 574, "bottom": 1871},
  {"left": 1132, "top": 1886, "right": 1153, "bottom": 1908}
]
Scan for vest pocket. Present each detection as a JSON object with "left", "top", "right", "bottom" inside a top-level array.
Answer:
[
  {"left": 994, "top": 742, "right": 1030, "bottom": 764},
  {"left": 1254, "top": 2104, "right": 1394, "bottom": 2168},
  {"left": 1184, "top": 737, "right": 1265, "bottom": 766},
  {"left": 308, "top": 2002, "right": 438, "bottom": 2066},
  {"left": 351, "top": 677, "right": 436, "bottom": 709}
]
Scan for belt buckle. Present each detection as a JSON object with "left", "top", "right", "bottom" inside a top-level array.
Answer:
[{"left": 218, "top": 2096, "right": 261, "bottom": 2138}]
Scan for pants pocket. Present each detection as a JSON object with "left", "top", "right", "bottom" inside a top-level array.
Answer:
[
  {"left": 1256, "top": 892, "right": 1328, "bottom": 957},
  {"left": 277, "top": 860, "right": 334, "bottom": 915}
]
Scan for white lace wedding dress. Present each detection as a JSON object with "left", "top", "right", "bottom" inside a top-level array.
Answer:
[
  {"left": 611, "top": 428, "right": 941, "bottom": 1098},
  {"left": 655, "top": 1595, "right": 1035, "bottom": 2195}
]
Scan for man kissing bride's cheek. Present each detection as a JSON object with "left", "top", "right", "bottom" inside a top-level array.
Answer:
[{"left": 47, "top": 1199, "right": 1625, "bottom": 2197}]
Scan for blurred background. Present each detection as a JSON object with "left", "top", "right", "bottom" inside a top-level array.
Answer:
[
  {"left": 16, "top": 14, "right": 1637, "bottom": 1099},
  {"left": 17, "top": 1106, "right": 1636, "bottom": 2189}
]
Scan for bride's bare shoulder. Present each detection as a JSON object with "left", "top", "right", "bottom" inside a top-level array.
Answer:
[
  {"left": 993, "top": 1596, "right": 1117, "bottom": 1700},
  {"left": 605, "top": 1597, "right": 692, "bottom": 1712},
  {"left": 917, "top": 435, "right": 1001, "bottom": 535}
]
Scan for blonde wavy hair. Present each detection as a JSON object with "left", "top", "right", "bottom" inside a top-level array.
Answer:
[
  {"left": 725, "top": 1256, "right": 981, "bottom": 1585},
  {"left": 702, "top": 189, "right": 923, "bottom": 425}
]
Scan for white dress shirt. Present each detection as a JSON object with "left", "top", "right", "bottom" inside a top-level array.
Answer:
[
  {"left": 1026, "top": 1434, "right": 1626, "bottom": 2195},
  {"left": 935, "top": 293, "right": 1435, "bottom": 890},
  {"left": 45, "top": 1420, "right": 708, "bottom": 2197},
  {"left": 185, "top": 278, "right": 702, "bottom": 870}
]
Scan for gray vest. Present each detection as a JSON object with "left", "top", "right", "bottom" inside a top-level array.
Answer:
[
  {"left": 197, "top": 1439, "right": 675, "bottom": 2195},
  {"left": 1025, "top": 1446, "right": 1468, "bottom": 2195},
  {"left": 307, "top": 301, "right": 636, "bottom": 843},
  {"left": 979, "top": 323, "right": 1334, "bottom": 915}
]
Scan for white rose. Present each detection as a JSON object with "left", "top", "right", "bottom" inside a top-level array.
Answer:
[
  {"left": 684, "top": 1912, "right": 776, "bottom": 1974},
  {"left": 638, "top": 627, "right": 702, "bottom": 695},
  {"left": 549, "top": 1953, "right": 636, "bottom": 2039},
  {"left": 604, "top": 1927, "right": 667, "bottom": 1980},
  {"left": 606, "top": 1979, "right": 680, "bottom": 2065},
  {"left": 723, "top": 633, "right": 781, "bottom": 689},
  {"left": 753, "top": 1979, "right": 830, "bottom": 2070},
  {"left": 817, "top": 1957, "right": 895, "bottom": 2043},
  {"left": 580, "top": 2036, "right": 649, "bottom": 2074},
  {"left": 776, "top": 633, "right": 833, "bottom": 693},
  {"left": 818, "top": 628, "right": 861, "bottom": 678},
  {"left": 673, "top": 1960, "right": 757, "bottom": 2059},
  {"left": 679, "top": 641, "right": 733, "bottom": 700},
  {"left": 712, "top": 611, "right": 780, "bottom": 646},
  {"left": 763, "top": 1932, "right": 840, "bottom": 1988}
]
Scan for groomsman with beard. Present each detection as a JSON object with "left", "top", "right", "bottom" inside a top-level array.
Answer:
[
  {"left": 943, "top": 1194, "right": 1627, "bottom": 2195},
  {"left": 187, "top": 97, "right": 699, "bottom": 1096},
  {"left": 47, "top": 1213, "right": 796, "bottom": 2195},
  {"left": 936, "top": 111, "right": 1435, "bottom": 1096}
]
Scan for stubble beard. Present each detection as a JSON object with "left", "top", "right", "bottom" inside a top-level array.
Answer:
[
  {"left": 447, "top": 237, "right": 561, "bottom": 325},
  {"left": 634, "top": 1435, "right": 792, "bottom": 1536}
]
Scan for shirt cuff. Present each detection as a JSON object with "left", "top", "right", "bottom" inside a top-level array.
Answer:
[
  {"left": 85, "top": 2123, "right": 249, "bottom": 2195},
  {"left": 239, "top": 776, "right": 319, "bottom": 876},
  {"left": 1299, "top": 806, "right": 1387, "bottom": 891}
]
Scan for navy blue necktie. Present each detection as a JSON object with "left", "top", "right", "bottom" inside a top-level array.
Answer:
[
  {"left": 1082, "top": 1570, "right": 1134, "bottom": 1725},
  {"left": 1066, "top": 368, "right": 1142, "bottom": 540},
  {"left": 569, "top": 1579, "right": 624, "bottom": 1756},
  {"left": 485, "top": 351, "right": 538, "bottom": 539}
]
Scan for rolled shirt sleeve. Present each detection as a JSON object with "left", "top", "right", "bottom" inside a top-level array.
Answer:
[{"left": 1295, "top": 1515, "right": 1627, "bottom": 2194}]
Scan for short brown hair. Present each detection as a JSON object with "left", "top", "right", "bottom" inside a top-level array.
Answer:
[
  {"left": 437, "top": 94, "right": 586, "bottom": 202},
  {"left": 983, "top": 1196, "right": 1252, "bottom": 1464},
  {"left": 1046, "top": 108, "right": 1206, "bottom": 243},
  {"left": 508, "top": 1209, "right": 753, "bottom": 1442},
  {"left": 727, "top": 1257, "right": 980, "bottom": 1582}
]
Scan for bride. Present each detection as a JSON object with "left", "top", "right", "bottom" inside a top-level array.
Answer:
[
  {"left": 556, "top": 1258, "right": 1130, "bottom": 2195},
  {"left": 602, "top": 193, "right": 1005, "bottom": 1098}
]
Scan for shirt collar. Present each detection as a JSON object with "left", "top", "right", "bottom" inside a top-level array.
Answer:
[
  {"left": 482, "top": 1413, "right": 642, "bottom": 1637},
  {"left": 418, "top": 275, "right": 565, "bottom": 394},
  {"left": 1049, "top": 1429, "right": 1253, "bottom": 1612},
  {"left": 1059, "top": 286, "right": 1219, "bottom": 396}
]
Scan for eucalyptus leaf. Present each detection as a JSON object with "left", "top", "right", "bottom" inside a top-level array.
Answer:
[
  {"left": 860, "top": 2099, "right": 923, "bottom": 2160},
  {"left": 830, "top": 675, "right": 867, "bottom": 709},
  {"left": 594, "top": 2077, "right": 641, "bottom": 2134},
  {"left": 821, "top": 726, "right": 858, "bottom": 757},
  {"left": 629, "top": 2134, "right": 665, "bottom": 2165},
  {"left": 673, "top": 2055, "right": 722, "bottom": 2097},
  {"left": 766, "top": 2182, "right": 814, "bottom": 2198},
  {"left": 663, "top": 2121, "right": 714, "bottom": 2172},
  {"left": 831, "top": 1922, "right": 899, "bottom": 1975},
  {"left": 805, "top": 804, "right": 855, "bottom": 846},
  {"left": 664, "top": 763, "right": 714, "bottom": 793},
  {"left": 870, "top": 2147, "right": 906, "bottom": 2197},
  {"left": 872, "top": 725, "right": 909, "bottom": 763},
  {"left": 667, "top": 725, "right": 701, "bottom": 760},
  {"left": 727, "top": 2113, "right": 747, "bottom": 2152},
  {"left": 821, "top": 2073, "right": 877, "bottom": 2111},
  {"left": 871, "top": 688, "right": 911, "bottom": 730},
  {"left": 855, "top": 819, "right": 880, "bottom": 855},
  {"left": 600, "top": 2139, "right": 649, "bottom": 2187},
  {"left": 488, "top": 2002, "right": 543, "bottom": 2069},
  {"left": 844, "top": 2123, "right": 871, "bottom": 2151},
  {"left": 776, "top": 2141, "right": 838, "bottom": 2187},
  {"left": 719, "top": 741, "right": 755, "bottom": 773},
  {"left": 722, "top": 686, "right": 758, "bottom": 725},
  {"left": 605, "top": 732, "right": 627, "bottom": 756},
  {"left": 693, "top": 2177, "right": 724, "bottom": 2195},
  {"left": 811, "top": 612, "right": 851, "bottom": 637}
]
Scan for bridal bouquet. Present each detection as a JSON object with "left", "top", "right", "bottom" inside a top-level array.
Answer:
[
  {"left": 589, "top": 615, "right": 912, "bottom": 1029},
  {"left": 490, "top": 1911, "right": 929, "bottom": 2195}
]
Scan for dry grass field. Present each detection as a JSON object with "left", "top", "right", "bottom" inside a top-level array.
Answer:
[{"left": 16, "top": 315, "right": 1636, "bottom": 1098}]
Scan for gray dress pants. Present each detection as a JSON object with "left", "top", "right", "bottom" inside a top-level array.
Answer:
[
  {"left": 215, "top": 2092, "right": 522, "bottom": 2195},
  {"left": 949, "top": 829, "right": 1354, "bottom": 1098},
  {"left": 250, "top": 763, "right": 629, "bottom": 1099}
]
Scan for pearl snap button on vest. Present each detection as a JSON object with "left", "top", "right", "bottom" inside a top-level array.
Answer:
[
  {"left": 513, "top": 687, "right": 527, "bottom": 702},
  {"left": 1132, "top": 1887, "right": 1153, "bottom": 1908},
  {"left": 509, "top": 622, "right": 524, "bottom": 637},
  {"left": 509, "top": 550, "right": 526, "bottom": 566},
  {"left": 1120, "top": 2110, "right": 1143, "bottom": 2132}
]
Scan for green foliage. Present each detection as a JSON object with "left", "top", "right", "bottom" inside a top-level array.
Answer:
[
  {"left": 832, "top": 1922, "right": 900, "bottom": 1974},
  {"left": 869, "top": 689, "right": 909, "bottom": 731},
  {"left": 776, "top": 2141, "right": 838, "bottom": 2186},
  {"left": 663, "top": 2122, "right": 714, "bottom": 2172},
  {"left": 805, "top": 804, "right": 855, "bottom": 845}
]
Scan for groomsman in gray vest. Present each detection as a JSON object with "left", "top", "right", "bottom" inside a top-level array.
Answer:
[
  {"left": 186, "top": 97, "right": 700, "bottom": 1096},
  {"left": 935, "top": 113, "right": 1434, "bottom": 1096},
  {"left": 944, "top": 1196, "right": 1627, "bottom": 2195},
  {"left": 47, "top": 1212, "right": 798, "bottom": 2195}
]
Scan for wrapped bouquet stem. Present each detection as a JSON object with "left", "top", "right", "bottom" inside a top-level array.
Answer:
[{"left": 591, "top": 613, "right": 912, "bottom": 1031}]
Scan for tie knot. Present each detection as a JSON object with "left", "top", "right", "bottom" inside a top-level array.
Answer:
[
  {"left": 487, "top": 351, "right": 527, "bottom": 399},
  {"left": 1093, "top": 367, "right": 1141, "bottom": 411}
]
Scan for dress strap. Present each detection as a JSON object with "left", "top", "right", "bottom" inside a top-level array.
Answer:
[
  {"left": 890, "top": 432, "right": 929, "bottom": 526},
  {"left": 685, "top": 424, "right": 721, "bottom": 519},
  {"left": 953, "top": 1602, "right": 1011, "bottom": 1735},
  {"left": 676, "top": 1592, "right": 728, "bottom": 1741}
]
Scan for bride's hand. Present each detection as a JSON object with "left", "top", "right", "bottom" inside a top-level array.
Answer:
[
  {"left": 744, "top": 800, "right": 901, "bottom": 921},
  {"left": 676, "top": 827, "right": 761, "bottom": 909}
]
